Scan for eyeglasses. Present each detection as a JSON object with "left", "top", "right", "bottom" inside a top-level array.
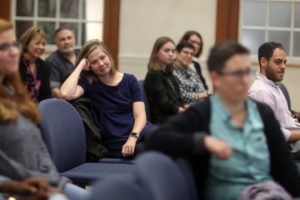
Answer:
[
  {"left": 189, "top": 40, "right": 201, "bottom": 46},
  {"left": 218, "top": 68, "right": 256, "bottom": 81},
  {"left": 182, "top": 50, "right": 194, "bottom": 57},
  {"left": 0, "top": 41, "right": 22, "bottom": 53}
]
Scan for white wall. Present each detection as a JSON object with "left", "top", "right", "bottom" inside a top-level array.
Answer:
[
  {"left": 119, "top": 0, "right": 300, "bottom": 110},
  {"left": 118, "top": 0, "right": 216, "bottom": 91}
]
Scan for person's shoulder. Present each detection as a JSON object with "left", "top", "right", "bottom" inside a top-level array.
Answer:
[
  {"left": 38, "top": 58, "right": 51, "bottom": 68},
  {"left": 147, "top": 69, "right": 160, "bottom": 74},
  {"left": 189, "top": 97, "right": 211, "bottom": 112},
  {"left": 145, "top": 70, "right": 164, "bottom": 83},
  {"left": 123, "top": 73, "right": 137, "bottom": 79},
  {"left": 45, "top": 50, "right": 60, "bottom": 61},
  {"left": 192, "top": 60, "right": 201, "bottom": 67},
  {"left": 249, "top": 79, "right": 269, "bottom": 94},
  {"left": 121, "top": 73, "right": 138, "bottom": 84},
  {"left": 251, "top": 98, "right": 273, "bottom": 115}
]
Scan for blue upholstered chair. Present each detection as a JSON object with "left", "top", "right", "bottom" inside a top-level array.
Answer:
[
  {"left": 134, "top": 151, "right": 195, "bottom": 200},
  {"left": 138, "top": 80, "right": 150, "bottom": 121},
  {"left": 278, "top": 82, "right": 291, "bottom": 110},
  {"left": 176, "top": 158, "right": 199, "bottom": 200},
  {"left": 38, "top": 98, "right": 134, "bottom": 184},
  {"left": 91, "top": 176, "right": 151, "bottom": 200}
]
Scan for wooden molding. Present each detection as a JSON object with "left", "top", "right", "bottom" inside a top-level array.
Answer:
[
  {"left": 104, "top": 0, "right": 120, "bottom": 69},
  {"left": 216, "top": 0, "right": 239, "bottom": 43},
  {"left": 0, "top": 0, "right": 10, "bottom": 20}
]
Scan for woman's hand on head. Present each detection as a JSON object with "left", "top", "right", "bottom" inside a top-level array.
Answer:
[
  {"left": 204, "top": 135, "right": 232, "bottom": 160},
  {"left": 79, "top": 58, "right": 90, "bottom": 71}
]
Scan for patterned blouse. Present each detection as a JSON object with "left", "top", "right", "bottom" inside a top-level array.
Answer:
[
  {"left": 21, "top": 56, "right": 41, "bottom": 104},
  {"left": 174, "top": 63, "right": 207, "bottom": 104}
]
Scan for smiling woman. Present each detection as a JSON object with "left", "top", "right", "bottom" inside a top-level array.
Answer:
[
  {"left": 60, "top": 39, "right": 153, "bottom": 158},
  {"left": 19, "top": 26, "right": 52, "bottom": 103}
]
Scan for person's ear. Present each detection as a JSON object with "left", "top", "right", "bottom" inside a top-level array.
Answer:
[
  {"left": 210, "top": 71, "right": 221, "bottom": 89},
  {"left": 260, "top": 57, "right": 267, "bottom": 70}
]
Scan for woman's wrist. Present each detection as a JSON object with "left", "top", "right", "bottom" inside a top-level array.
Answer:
[{"left": 129, "top": 132, "right": 139, "bottom": 139}]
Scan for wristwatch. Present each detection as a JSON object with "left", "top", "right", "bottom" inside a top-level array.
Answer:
[{"left": 130, "top": 132, "right": 139, "bottom": 138}]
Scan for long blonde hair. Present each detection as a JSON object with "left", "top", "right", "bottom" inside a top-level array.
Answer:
[
  {"left": 147, "top": 36, "right": 175, "bottom": 73},
  {"left": 0, "top": 19, "right": 40, "bottom": 123},
  {"left": 76, "top": 39, "right": 116, "bottom": 84}
]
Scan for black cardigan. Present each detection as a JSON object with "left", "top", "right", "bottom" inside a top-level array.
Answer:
[
  {"left": 146, "top": 97, "right": 300, "bottom": 198},
  {"left": 193, "top": 61, "right": 208, "bottom": 91},
  {"left": 19, "top": 56, "right": 52, "bottom": 102}
]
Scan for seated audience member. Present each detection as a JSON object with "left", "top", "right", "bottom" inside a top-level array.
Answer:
[
  {"left": 19, "top": 26, "right": 52, "bottom": 103},
  {"left": 179, "top": 30, "right": 208, "bottom": 90},
  {"left": 0, "top": 176, "right": 67, "bottom": 200},
  {"left": 146, "top": 41, "right": 300, "bottom": 200},
  {"left": 46, "top": 29, "right": 107, "bottom": 161},
  {"left": 46, "top": 28, "right": 79, "bottom": 98},
  {"left": 0, "top": 18, "right": 88, "bottom": 200},
  {"left": 60, "top": 39, "right": 152, "bottom": 158},
  {"left": 174, "top": 42, "right": 208, "bottom": 104},
  {"left": 144, "top": 36, "right": 186, "bottom": 124},
  {"left": 249, "top": 42, "right": 300, "bottom": 147}
]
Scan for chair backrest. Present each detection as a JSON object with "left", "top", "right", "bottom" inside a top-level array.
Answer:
[
  {"left": 176, "top": 158, "right": 199, "bottom": 200},
  {"left": 139, "top": 80, "right": 150, "bottom": 121},
  {"left": 278, "top": 82, "right": 291, "bottom": 110},
  {"left": 38, "top": 98, "right": 86, "bottom": 172},
  {"left": 135, "top": 151, "right": 192, "bottom": 200},
  {"left": 91, "top": 176, "right": 151, "bottom": 200}
]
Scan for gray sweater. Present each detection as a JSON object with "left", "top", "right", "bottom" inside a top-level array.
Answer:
[{"left": 0, "top": 114, "right": 68, "bottom": 188}]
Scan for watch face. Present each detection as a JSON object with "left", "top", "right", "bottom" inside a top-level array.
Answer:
[{"left": 130, "top": 132, "right": 138, "bottom": 138}]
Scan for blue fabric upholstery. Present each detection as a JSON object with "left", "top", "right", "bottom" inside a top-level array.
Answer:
[
  {"left": 176, "top": 158, "right": 198, "bottom": 200},
  {"left": 60, "top": 162, "right": 135, "bottom": 183},
  {"left": 38, "top": 98, "right": 86, "bottom": 172},
  {"left": 134, "top": 151, "right": 193, "bottom": 200},
  {"left": 91, "top": 176, "right": 151, "bottom": 200},
  {"left": 98, "top": 158, "right": 133, "bottom": 164},
  {"left": 139, "top": 80, "right": 150, "bottom": 121},
  {"left": 278, "top": 82, "right": 291, "bottom": 110},
  {"left": 38, "top": 98, "right": 134, "bottom": 184}
]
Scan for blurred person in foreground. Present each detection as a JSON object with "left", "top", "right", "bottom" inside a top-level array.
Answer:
[{"left": 146, "top": 41, "right": 300, "bottom": 200}]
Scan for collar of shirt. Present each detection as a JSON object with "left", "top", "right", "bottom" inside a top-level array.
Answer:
[
  {"left": 256, "top": 72, "right": 278, "bottom": 88},
  {"left": 210, "top": 94, "right": 262, "bottom": 131},
  {"left": 174, "top": 63, "right": 190, "bottom": 74}
]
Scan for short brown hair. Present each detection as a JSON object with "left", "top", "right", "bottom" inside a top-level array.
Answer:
[
  {"left": 76, "top": 39, "right": 116, "bottom": 84},
  {"left": 258, "top": 42, "right": 285, "bottom": 69},
  {"left": 207, "top": 41, "right": 249, "bottom": 73},
  {"left": 19, "top": 26, "right": 47, "bottom": 53}
]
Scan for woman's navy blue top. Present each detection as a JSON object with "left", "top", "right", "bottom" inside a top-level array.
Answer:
[{"left": 79, "top": 73, "right": 151, "bottom": 157}]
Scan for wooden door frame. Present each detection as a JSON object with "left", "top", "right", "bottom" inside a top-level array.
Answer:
[
  {"left": 216, "top": 0, "right": 240, "bottom": 43},
  {"left": 103, "top": 0, "right": 120, "bottom": 69}
]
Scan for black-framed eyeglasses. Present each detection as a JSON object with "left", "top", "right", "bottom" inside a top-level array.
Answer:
[
  {"left": 218, "top": 68, "right": 255, "bottom": 81},
  {"left": 0, "top": 41, "right": 22, "bottom": 53},
  {"left": 182, "top": 50, "right": 194, "bottom": 57}
]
